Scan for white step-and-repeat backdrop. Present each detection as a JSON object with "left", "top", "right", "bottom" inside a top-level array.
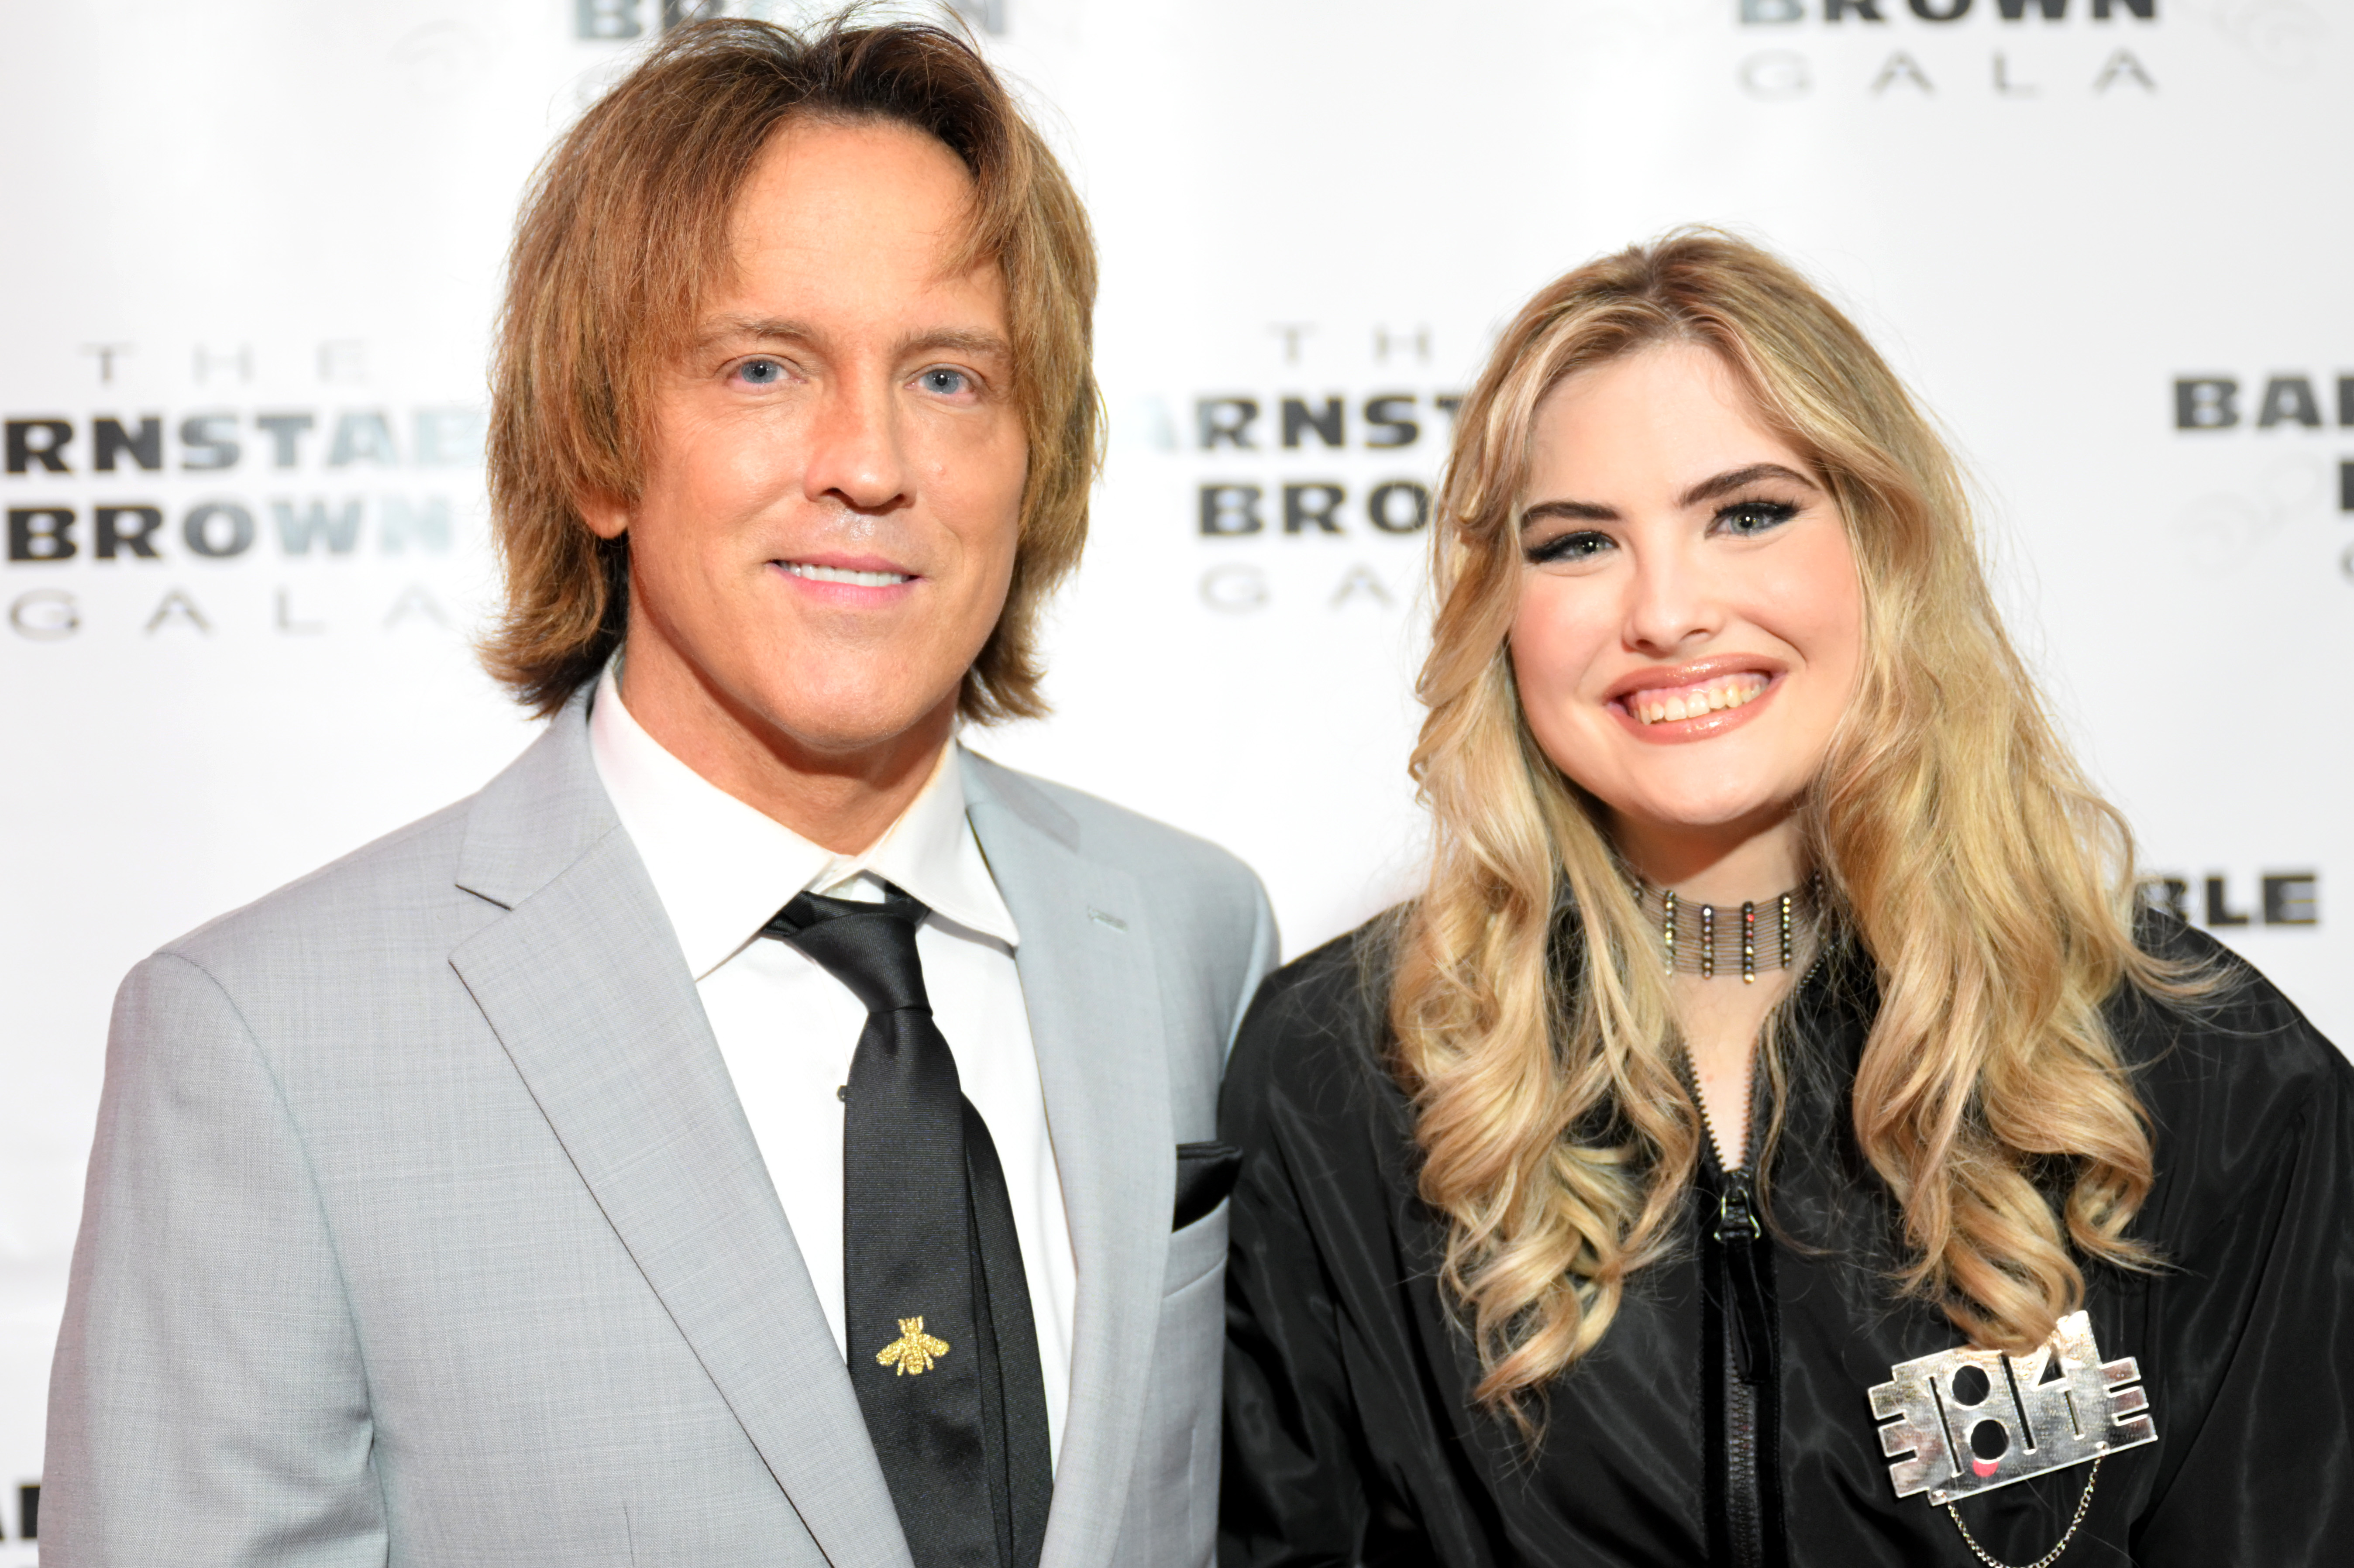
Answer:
[{"left": 1, "top": 0, "right": 2344, "bottom": 1549}]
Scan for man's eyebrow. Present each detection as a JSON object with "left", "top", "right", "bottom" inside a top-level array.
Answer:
[
  {"left": 697, "top": 315, "right": 817, "bottom": 350},
  {"left": 1676, "top": 462, "right": 1819, "bottom": 509},
  {"left": 903, "top": 327, "right": 1013, "bottom": 360}
]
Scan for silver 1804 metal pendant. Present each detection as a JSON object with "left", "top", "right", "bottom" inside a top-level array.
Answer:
[{"left": 1867, "top": 1310, "right": 2157, "bottom": 1507}]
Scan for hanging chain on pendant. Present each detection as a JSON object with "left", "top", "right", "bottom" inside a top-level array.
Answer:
[{"left": 1944, "top": 1458, "right": 2102, "bottom": 1568}]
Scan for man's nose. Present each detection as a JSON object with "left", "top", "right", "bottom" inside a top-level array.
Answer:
[{"left": 801, "top": 377, "right": 912, "bottom": 514}]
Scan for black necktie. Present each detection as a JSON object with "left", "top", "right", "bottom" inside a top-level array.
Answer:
[{"left": 764, "top": 883, "right": 1051, "bottom": 1568}]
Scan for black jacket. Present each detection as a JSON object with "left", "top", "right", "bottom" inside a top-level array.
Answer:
[{"left": 1219, "top": 915, "right": 2353, "bottom": 1567}]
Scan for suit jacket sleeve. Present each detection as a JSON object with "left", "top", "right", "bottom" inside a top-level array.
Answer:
[
  {"left": 1226, "top": 877, "right": 1282, "bottom": 1053},
  {"left": 45, "top": 951, "right": 387, "bottom": 1567}
]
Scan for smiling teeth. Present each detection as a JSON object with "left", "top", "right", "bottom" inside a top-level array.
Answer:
[
  {"left": 783, "top": 562, "right": 910, "bottom": 587},
  {"left": 1630, "top": 673, "right": 1769, "bottom": 725}
]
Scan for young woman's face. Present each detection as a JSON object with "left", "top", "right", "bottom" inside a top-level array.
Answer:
[{"left": 1508, "top": 343, "right": 1864, "bottom": 857}]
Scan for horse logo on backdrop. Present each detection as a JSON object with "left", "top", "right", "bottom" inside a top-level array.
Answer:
[
  {"left": 1868, "top": 1311, "right": 2157, "bottom": 1506},
  {"left": 877, "top": 1316, "right": 951, "bottom": 1377}
]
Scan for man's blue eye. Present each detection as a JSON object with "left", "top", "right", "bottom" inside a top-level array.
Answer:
[
  {"left": 921, "top": 368, "right": 969, "bottom": 396},
  {"left": 739, "top": 359, "right": 782, "bottom": 385}
]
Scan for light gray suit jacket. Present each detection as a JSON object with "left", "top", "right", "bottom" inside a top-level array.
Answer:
[{"left": 45, "top": 702, "right": 1277, "bottom": 1568}]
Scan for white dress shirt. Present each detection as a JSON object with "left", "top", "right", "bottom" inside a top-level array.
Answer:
[{"left": 586, "top": 661, "right": 1076, "bottom": 1462}]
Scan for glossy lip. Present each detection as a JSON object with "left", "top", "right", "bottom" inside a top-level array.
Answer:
[
  {"left": 766, "top": 549, "right": 920, "bottom": 605},
  {"left": 1604, "top": 655, "right": 1786, "bottom": 747}
]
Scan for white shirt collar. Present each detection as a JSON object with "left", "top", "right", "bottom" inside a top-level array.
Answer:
[{"left": 587, "top": 659, "right": 1019, "bottom": 981}]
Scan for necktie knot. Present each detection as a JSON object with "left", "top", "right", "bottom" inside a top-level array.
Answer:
[{"left": 765, "top": 883, "right": 933, "bottom": 1016}]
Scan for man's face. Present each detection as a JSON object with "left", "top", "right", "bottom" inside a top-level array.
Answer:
[{"left": 589, "top": 116, "right": 1027, "bottom": 774}]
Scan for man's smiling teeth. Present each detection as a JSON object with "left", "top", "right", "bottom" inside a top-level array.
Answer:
[
  {"left": 1628, "top": 673, "right": 1769, "bottom": 725},
  {"left": 781, "top": 561, "right": 911, "bottom": 587}
]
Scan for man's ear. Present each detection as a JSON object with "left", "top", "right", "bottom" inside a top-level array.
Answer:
[{"left": 579, "top": 492, "right": 631, "bottom": 540}]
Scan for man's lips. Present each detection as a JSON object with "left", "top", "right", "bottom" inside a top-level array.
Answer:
[
  {"left": 1604, "top": 658, "right": 1786, "bottom": 745},
  {"left": 770, "top": 554, "right": 917, "bottom": 591}
]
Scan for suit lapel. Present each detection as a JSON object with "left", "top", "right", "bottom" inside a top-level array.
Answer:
[
  {"left": 451, "top": 712, "right": 912, "bottom": 1568},
  {"left": 962, "top": 753, "right": 1173, "bottom": 1568}
]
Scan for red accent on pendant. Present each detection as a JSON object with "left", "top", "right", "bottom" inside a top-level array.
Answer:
[{"left": 1972, "top": 1458, "right": 2000, "bottom": 1478}]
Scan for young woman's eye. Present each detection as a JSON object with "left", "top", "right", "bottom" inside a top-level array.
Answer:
[
  {"left": 918, "top": 366, "right": 972, "bottom": 397},
  {"left": 1526, "top": 530, "right": 1614, "bottom": 566},
  {"left": 1714, "top": 499, "right": 1798, "bottom": 537},
  {"left": 735, "top": 358, "right": 785, "bottom": 387}
]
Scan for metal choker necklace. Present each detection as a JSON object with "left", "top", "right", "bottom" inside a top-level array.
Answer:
[{"left": 1633, "top": 875, "right": 1819, "bottom": 983}]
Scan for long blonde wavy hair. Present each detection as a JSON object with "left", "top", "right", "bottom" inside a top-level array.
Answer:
[{"left": 1391, "top": 230, "right": 2189, "bottom": 1422}]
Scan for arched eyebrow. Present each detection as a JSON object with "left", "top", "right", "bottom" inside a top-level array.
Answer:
[
  {"left": 1676, "top": 462, "right": 1819, "bottom": 509},
  {"left": 1518, "top": 462, "right": 1821, "bottom": 530},
  {"left": 1520, "top": 498, "right": 1619, "bottom": 527}
]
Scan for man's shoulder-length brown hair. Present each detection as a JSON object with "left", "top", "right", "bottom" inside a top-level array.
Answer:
[{"left": 482, "top": 14, "right": 1101, "bottom": 721}]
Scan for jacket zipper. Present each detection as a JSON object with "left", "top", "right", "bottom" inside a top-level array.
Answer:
[
  {"left": 1714, "top": 1164, "right": 1770, "bottom": 1568},
  {"left": 1690, "top": 1028, "right": 1788, "bottom": 1568}
]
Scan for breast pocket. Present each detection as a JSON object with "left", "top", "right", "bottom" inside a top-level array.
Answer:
[{"left": 1173, "top": 1139, "right": 1242, "bottom": 1230}]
